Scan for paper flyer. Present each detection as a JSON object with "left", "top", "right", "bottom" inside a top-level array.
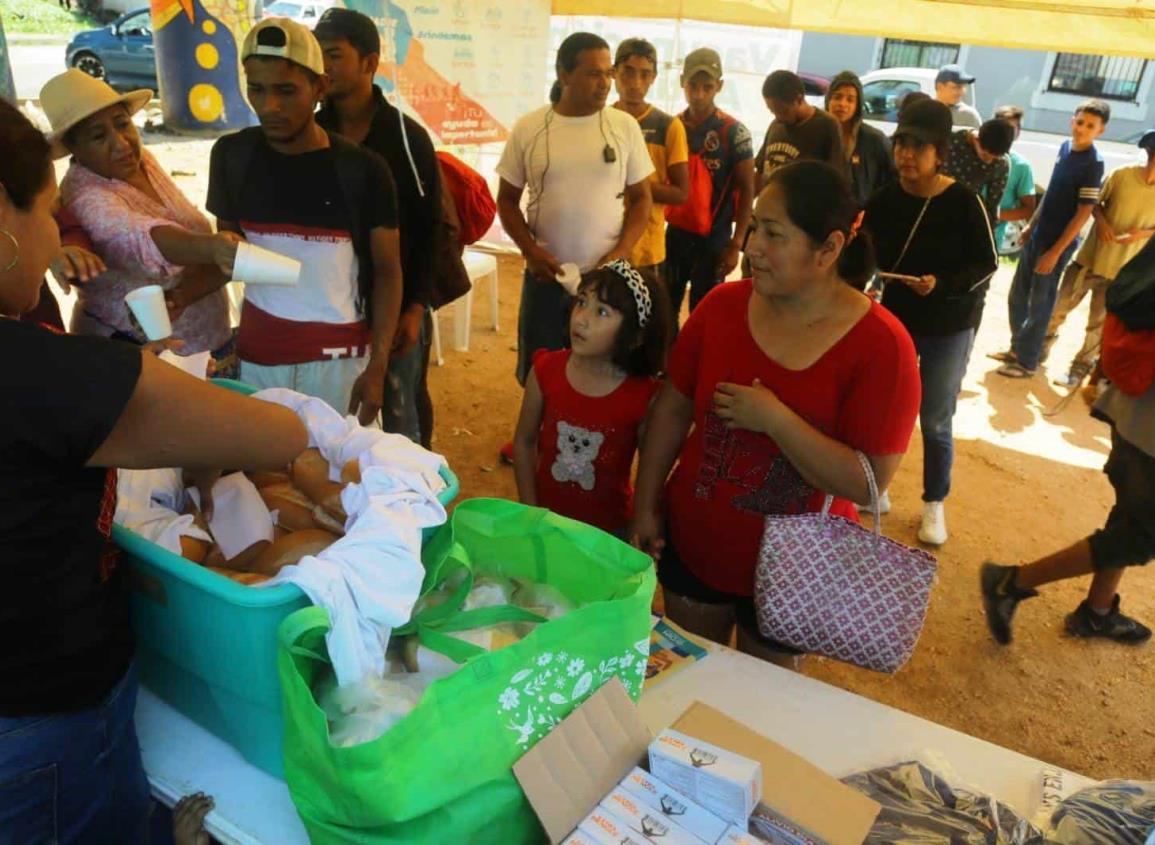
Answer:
[{"left": 645, "top": 617, "right": 710, "bottom": 688}]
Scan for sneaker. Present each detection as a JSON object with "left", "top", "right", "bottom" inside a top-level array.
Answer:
[
  {"left": 980, "top": 562, "right": 1038, "bottom": 645},
  {"left": 1065, "top": 596, "right": 1152, "bottom": 644},
  {"left": 918, "top": 501, "right": 947, "bottom": 546},
  {"left": 855, "top": 490, "right": 891, "bottom": 515},
  {"left": 499, "top": 441, "right": 514, "bottom": 465},
  {"left": 1053, "top": 360, "right": 1092, "bottom": 389}
]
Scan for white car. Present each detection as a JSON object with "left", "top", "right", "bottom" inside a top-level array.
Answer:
[
  {"left": 859, "top": 67, "right": 1143, "bottom": 188},
  {"left": 260, "top": 0, "right": 335, "bottom": 29}
]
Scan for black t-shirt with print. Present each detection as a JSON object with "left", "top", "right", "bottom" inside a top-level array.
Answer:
[
  {"left": 1, "top": 321, "right": 142, "bottom": 715},
  {"left": 207, "top": 130, "right": 398, "bottom": 242}
]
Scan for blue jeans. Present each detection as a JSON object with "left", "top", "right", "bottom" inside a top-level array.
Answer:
[
  {"left": 380, "top": 309, "right": 428, "bottom": 444},
  {"left": 516, "top": 269, "right": 571, "bottom": 385},
  {"left": 913, "top": 329, "right": 976, "bottom": 502},
  {"left": 1008, "top": 237, "right": 1078, "bottom": 370},
  {"left": 665, "top": 227, "right": 728, "bottom": 320},
  {"left": 0, "top": 664, "right": 150, "bottom": 844}
]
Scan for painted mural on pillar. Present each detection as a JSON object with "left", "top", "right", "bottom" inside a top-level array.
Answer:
[
  {"left": 0, "top": 13, "right": 15, "bottom": 104},
  {"left": 151, "top": 0, "right": 256, "bottom": 132}
]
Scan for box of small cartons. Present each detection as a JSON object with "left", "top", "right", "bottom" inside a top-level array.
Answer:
[{"left": 648, "top": 729, "right": 762, "bottom": 825}]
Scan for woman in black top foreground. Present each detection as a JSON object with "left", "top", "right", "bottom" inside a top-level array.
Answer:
[
  {"left": 863, "top": 98, "right": 997, "bottom": 548},
  {"left": 0, "top": 100, "right": 308, "bottom": 842}
]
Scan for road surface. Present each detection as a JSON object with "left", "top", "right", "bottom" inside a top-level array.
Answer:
[{"left": 11, "top": 41, "right": 68, "bottom": 101}]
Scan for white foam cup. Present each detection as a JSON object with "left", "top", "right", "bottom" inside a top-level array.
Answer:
[
  {"left": 124, "top": 285, "right": 173, "bottom": 341},
  {"left": 231, "top": 241, "right": 302, "bottom": 286},
  {"left": 556, "top": 262, "right": 581, "bottom": 295}
]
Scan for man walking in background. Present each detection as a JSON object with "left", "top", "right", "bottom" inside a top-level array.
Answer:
[
  {"left": 992, "top": 105, "right": 1037, "bottom": 255},
  {"left": 665, "top": 47, "right": 754, "bottom": 321},
  {"left": 612, "top": 37, "right": 690, "bottom": 289},
  {"left": 943, "top": 118, "right": 1014, "bottom": 226},
  {"left": 935, "top": 64, "right": 982, "bottom": 128},
  {"left": 755, "top": 69, "right": 843, "bottom": 189}
]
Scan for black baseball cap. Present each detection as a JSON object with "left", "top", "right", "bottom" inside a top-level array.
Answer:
[
  {"left": 936, "top": 63, "right": 975, "bottom": 85},
  {"left": 894, "top": 98, "right": 953, "bottom": 148},
  {"left": 314, "top": 7, "right": 380, "bottom": 56}
]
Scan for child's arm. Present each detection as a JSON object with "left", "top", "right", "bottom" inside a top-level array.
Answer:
[
  {"left": 512, "top": 372, "right": 545, "bottom": 507},
  {"left": 630, "top": 383, "right": 695, "bottom": 559}
]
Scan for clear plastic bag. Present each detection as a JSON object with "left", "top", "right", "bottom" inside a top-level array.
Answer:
[
  {"left": 842, "top": 761, "right": 1053, "bottom": 845},
  {"left": 1048, "top": 780, "right": 1155, "bottom": 845}
]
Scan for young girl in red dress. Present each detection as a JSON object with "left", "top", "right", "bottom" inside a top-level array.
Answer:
[{"left": 512, "top": 260, "right": 670, "bottom": 535}]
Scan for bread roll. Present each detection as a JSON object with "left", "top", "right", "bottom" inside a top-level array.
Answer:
[
  {"left": 247, "top": 469, "right": 291, "bottom": 490},
  {"left": 205, "top": 545, "right": 225, "bottom": 568},
  {"left": 311, "top": 504, "right": 346, "bottom": 535},
  {"left": 340, "top": 459, "right": 361, "bottom": 485},
  {"left": 259, "top": 483, "right": 316, "bottom": 532},
  {"left": 207, "top": 566, "right": 270, "bottom": 586},
  {"left": 249, "top": 528, "right": 339, "bottom": 576},
  {"left": 218, "top": 539, "right": 271, "bottom": 572},
  {"left": 180, "top": 535, "right": 209, "bottom": 564}
]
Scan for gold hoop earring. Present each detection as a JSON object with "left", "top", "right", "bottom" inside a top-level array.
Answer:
[{"left": 0, "top": 230, "right": 18, "bottom": 273}]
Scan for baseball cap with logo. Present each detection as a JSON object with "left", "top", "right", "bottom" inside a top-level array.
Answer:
[
  {"left": 936, "top": 63, "right": 976, "bottom": 85},
  {"left": 682, "top": 47, "right": 723, "bottom": 82},
  {"left": 241, "top": 17, "right": 325, "bottom": 77}
]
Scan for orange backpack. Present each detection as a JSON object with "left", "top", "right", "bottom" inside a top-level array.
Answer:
[{"left": 664, "top": 111, "right": 737, "bottom": 237}]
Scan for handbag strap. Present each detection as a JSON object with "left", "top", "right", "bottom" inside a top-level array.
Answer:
[{"left": 819, "top": 451, "right": 882, "bottom": 538}]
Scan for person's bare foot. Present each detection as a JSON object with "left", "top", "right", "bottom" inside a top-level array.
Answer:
[{"left": 173, "top": 793, "right": 215, "bottom": 845}]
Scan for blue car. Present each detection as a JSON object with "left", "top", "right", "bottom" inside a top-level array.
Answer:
[{"left": 66, "top": 8, "right": 157, "bottom": 93}]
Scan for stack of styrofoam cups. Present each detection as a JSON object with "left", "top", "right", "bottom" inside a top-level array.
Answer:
[
  {"left": 232, "top": 242, "right": 302, "bottom": 286},
  {"left": 124, "top": 285, "right": 172, "bottom": 341}
]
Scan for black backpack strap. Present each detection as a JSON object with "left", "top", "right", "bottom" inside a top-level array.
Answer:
[{"left": 221, "top": 127, "right": 265, "bottom": 230}]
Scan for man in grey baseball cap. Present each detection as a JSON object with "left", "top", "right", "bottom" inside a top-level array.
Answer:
[{"left": 935, "top": 63, "right": 982, "bottom": 128}]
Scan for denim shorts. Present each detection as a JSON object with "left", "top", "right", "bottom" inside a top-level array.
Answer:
[
  {"left": 1089, "top": 429, "right": 1155, "bottom": 571},
  {"left": 0, "top": 663, "right": 150, "bottom": 844}
]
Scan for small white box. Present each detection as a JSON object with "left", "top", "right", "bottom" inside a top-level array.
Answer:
[
  {"left": 577, "top": 807, "right": 650, "bottom": 845},
  {"left": 620, "top": 767, "right": 730, "bottom": 844},
  {"left": 601, "top": 787, "right": 705, "bottom": 845},
  {"left": 648, "top": 729, "right": 762, "bottom": 825},
  {"left": 563, "top": 831, "right": 603, "bottom": 845},
  {"left": 718, "top": 825, "right": 770, "bottom": 845}
]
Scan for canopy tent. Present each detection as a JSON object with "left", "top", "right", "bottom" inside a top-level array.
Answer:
[{"left": 551, "top": 0, "right": 1155, "bottom": 59}]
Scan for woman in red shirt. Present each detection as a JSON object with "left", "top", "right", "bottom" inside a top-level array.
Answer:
[{"left": 631, "top": 160, "right": 921, "bottom": 666}]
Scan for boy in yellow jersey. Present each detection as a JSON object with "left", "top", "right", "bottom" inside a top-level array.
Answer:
[{"left": 612, "top": 38, "right": 689, "bottom": 289}]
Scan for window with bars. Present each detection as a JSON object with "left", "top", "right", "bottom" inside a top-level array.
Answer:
[
  {"left": 879, "top": 39, "right": 960, "bottom": 70},
  {"left": 1048, "top": 53, "right": 1147, "bottom": 102}
]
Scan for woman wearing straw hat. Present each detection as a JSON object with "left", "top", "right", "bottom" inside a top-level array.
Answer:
[
  {"left": 0, "top": 99, "right": 308, "bottom": 841},
  {"left": 40, "top": 69, "right": 241, "bottom": 376}
]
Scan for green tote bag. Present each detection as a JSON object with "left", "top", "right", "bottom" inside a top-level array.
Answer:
[{"left": 277, "top": 498, "right": 656, "bottom": 844}]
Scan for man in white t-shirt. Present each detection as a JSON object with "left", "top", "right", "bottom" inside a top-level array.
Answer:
[{"left": 496, "top": 31, "right": 654, "bottom": 386}]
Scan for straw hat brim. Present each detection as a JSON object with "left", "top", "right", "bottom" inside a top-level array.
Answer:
[{"left": 49, "top": 87, "right": 154, "bottom": 160}]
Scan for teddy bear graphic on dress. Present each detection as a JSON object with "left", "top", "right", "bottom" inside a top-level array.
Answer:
[{"left": 551, "top": 421, "right": 604, "bottom": 492}]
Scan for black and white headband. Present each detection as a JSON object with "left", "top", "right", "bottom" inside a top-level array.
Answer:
[{"left": 601, "top": 259, "right": 652, "bottom": 328}]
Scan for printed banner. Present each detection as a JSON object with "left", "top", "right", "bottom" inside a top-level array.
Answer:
[{"left": 351, "top": 0, "right": 551, "bottom": 145}]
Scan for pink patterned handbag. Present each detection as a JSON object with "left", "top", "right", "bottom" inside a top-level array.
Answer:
[{"left": 753, "top": 452, "right": 937, "bottom": 673}]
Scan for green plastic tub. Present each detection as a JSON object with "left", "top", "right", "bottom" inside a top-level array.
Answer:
[{"left": 118, "top": 378, "right": 458, "bottom": 777}]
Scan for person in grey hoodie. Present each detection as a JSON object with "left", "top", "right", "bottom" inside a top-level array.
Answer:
[{"left": 826, "top": 70, "right": 896, "bottom": 205}]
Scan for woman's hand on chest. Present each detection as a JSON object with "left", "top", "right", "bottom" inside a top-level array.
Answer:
[{"left": 712, "top": 379, "right": 784, "bottom": 436}]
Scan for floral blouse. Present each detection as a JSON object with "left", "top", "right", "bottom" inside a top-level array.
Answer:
[{"left": 60, "top": 148, "right": 231, "bottom": 353}]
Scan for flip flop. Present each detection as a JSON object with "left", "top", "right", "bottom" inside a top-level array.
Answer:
[
  {"left": 987, "top": 350, "right": 1018, "bottom": 363},
  {"left": 997, "top": 362, "right": 1036, "bottom": 379}
]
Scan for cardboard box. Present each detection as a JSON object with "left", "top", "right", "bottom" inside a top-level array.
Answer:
[
  {"left": 563, "top": 830, "right": 612, "bottom": 845},
  {"left": 649, "top": 729, "right": 762, "bottom": 825},
  {"left": 578, "top": 806, "right": 650, "bottom": 845},
  {"left": 514, "top": 680, "right": 879, "bottom": 845},
  {"left": 718, "top": 825, "right": 769, "bottom": 845},
  {"left": 620, "top": 766, "right": 730, "bottom": 844},
  {"left": 600, "top": 787, "right": 704, "bottom": 845},
  {"left": 670, "top": 703, "right": 879, "bottom": 845}
]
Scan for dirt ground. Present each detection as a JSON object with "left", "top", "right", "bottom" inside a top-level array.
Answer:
[{"left": 85, "top": 134, "right": 1155, "bottom": 783}]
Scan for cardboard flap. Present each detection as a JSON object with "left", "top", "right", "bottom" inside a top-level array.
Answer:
[
  {"left": 514, "top": 678, "right": 652, "bottom": 844},
  {"left": 672, "top": 702, "right": 879, "bottom": 845}
]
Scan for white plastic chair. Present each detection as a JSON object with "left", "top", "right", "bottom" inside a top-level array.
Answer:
[{"left": 431, "top": 248, "right": 499, "bottom": 365}]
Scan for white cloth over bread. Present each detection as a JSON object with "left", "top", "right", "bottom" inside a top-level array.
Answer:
[
  {"left": 254, "top": 388, "right": 448, "bottom": 687},
  {"left": 113, "top": 468, "right": 211, "bottom": 554}
]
